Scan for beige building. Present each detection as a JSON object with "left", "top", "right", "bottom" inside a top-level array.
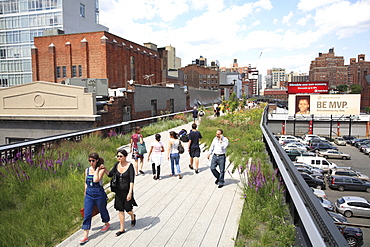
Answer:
[{"left": 0, "top": 81, "right": 100, "bottom": 144}]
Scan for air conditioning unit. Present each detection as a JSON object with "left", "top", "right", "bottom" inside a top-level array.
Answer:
[{"left": 65, "top": 78, "right": 108, "bottom": 97}]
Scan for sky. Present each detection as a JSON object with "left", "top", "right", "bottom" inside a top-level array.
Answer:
[{"left": 98, "top": 0, "right": 370, "bottom": 77}]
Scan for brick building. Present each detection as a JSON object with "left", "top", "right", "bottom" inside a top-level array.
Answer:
[
  {"left": 309, "top": 48, "right": 347, "bottom": 88},
  {"left": 32, "top": 31, "right": 163, "bottom": 88},
  {"left": 348, "top": 54, "right": 370, "bottom": 109},
  {"left": 181, "top": 64, "right": 219, "bottom": 90}
]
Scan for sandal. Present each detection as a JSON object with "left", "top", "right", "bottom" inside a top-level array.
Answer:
[
  {"left": 131, "top": 214, "right": 136, "bottom": 227},
  {"left": 115, "top": 230, "right": 126, "bottom": 237}
]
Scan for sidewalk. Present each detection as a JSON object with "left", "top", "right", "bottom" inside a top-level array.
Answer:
[{"left": 57, "top": 121, "right": 243, "bottom": 247}]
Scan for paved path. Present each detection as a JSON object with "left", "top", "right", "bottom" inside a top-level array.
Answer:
[{"left": 57, "top": 121, "right": 243, "bottom": 247}]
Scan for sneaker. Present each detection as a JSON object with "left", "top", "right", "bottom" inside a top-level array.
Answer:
[
  {"left": 189, "top": 164, "right": 194, "bottom": 170},
  {"left": 139, "top": 170, "right": 145, "bottom": 174},
  {"left": 79, "top": 237, "right": 89, "bottom": 245},
  {"left": 178, "top": 174, "right": 182, "bottom": 179},
  {"left": 153, "top": 175, "right": 157, "bottom": 180},
  {"left": 215, "top": 179, "right": 219, "bottom": 185},
  {"left": 195, "top": 169, "right": 199, "bottom": 174},
  {"left": 101, "top": 223, "right": 110, "bottom": 232},
  {"left": 218, "top": 184, "right": 224, "bottom": 188}
]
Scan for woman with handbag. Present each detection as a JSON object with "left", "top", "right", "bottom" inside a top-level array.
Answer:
[
  {"left": 130, "top": 126, "right": 145, "bottom": 176},
  {"left": 167, "top": 131, "right": 182, "bottom": 179},
  {"left": 108, "top": 149, "right": 137, "bottom": 237},
  {"left": 79, "top": 153, "right": 110, "bottom": 245}
]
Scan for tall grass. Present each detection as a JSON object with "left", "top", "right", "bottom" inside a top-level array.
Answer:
[
  {"left": 0, "top": 116, "right": 192, "bottom": 247},
  {"left": 198, "top": 107, "right": 295, "bottom": 246}
]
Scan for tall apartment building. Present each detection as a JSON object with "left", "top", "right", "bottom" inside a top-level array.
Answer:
[
  {"left": 271, "top": 68, "right": 286, "bottom": 88},
  {"left": 0, "top": 0, "right": 108, "bottom": 87},
  {"left": 348, "top": 54, "right": 370, "bottom": 109},
  {"left": 309, "top": 48, "right": 347, "bottom": 88}
]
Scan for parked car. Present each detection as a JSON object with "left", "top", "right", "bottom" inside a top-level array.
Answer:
[
  {"left": 316, "top": 195, "right": 334, "bottom": 211},
  {"left": 293, "top": 163, "right": 324, "bottom": 174},
  {"left": 318, "top": 150, "right": 351, "bottom": 160},
  {"left": 335, "top": 196, "right": 370, "bottom": 218},
  {"left": 329, "top": 168, "right": 370, "bottom": 182},
  {"left": 334, "top": 137, "right": 346, "bottom": 146},
  {"left": 350, "top": 138, "right": 368, "bottom": 146},
  {"left": 285, "top": 149, "right": 315, "bottom": 161},
  {"left": 278, "top": 135, "right": 303, "bottom": 145},
  {"left": 312, "top": 188, "right": 327, "bottom": 198},
  {"left": 302, "top": 135, "right": 325, "bottom": 145},
  {"left": 355, "top": 140, "right": 370, "bottom": 149},
  {"left": 296, "top": 156, "right": 337, "bottom": 172},
  {"left": 328, "top": 211, "right": 364, "bottom": 247},
  {"left": 329, "top": 176, "right": 370, "bottom": 192},
  {"left": 358, "top": 143, "right": 370, "bottom": 152},
  {"left": 282, "top": 143, "right": 308, "bottom": 152},
  {"left": 308, "top": 143, "right": 338, "bottom": 152},
  {"left": 297, "top": 168, "right": 324, "bottom": 180},
  {"left": 300, "top": 173, "right": 326, "bottom": 190}
]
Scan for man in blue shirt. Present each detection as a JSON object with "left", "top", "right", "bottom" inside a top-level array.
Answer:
[{"left": 207, "top": 129, "right": 229, "bottom": 188}]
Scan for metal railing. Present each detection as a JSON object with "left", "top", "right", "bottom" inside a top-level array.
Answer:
[
  {"left": 0, "top": 110, "right": 192, "bottom": 160},
  {"left": 261, "top": 106, "right": 348, "bottom": 246}
]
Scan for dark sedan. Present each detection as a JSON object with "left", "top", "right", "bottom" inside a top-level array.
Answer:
[
  {"left": 328, "top": 212, "right": 363, "bottom": 247},
  {"left": 308, "top": 143, "right": 338, "bottom": 152}
]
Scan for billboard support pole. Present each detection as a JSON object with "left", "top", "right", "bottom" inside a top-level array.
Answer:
[
  {"left": 349, "top": 115, "right": 352, "bottom": 138},
  {"left": 329, "top": 115, "right": 333, "bottom": 140},
  {"left": 293, "top": 114, "right": 296, "bottom": 136}
]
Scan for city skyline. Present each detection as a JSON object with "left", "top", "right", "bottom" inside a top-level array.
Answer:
[{"left": 99, "top": 0, "right": 370, "bottom": 75}]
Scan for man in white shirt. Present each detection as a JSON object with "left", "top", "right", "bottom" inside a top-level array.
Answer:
[{"left": 207, "top": 129, "right": 229, "bottom": 188}]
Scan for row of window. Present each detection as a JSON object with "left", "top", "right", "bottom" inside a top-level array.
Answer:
[
  {"left": 0, "top": 73, "right": 32, "bottom": 87},
  {"left": 0, "top": 0, "right": 61, "bottom": 14},
  {"left": 197, "top": 74, "right": 218, "bottom": 79},
  {"left": 56, "top": 65, "right": 82, "bottom": 79},
  {"left": 0, "top": 29, "right": 46, "bottom": 45},
  {"left": 0, "top": 59, "right": 32, "bottom": 72},
  {"left": 0, "top": 12, "right": 62, "bottom": 30},
  {"left": 199, "top": 80, "right": 218, "bottom": 84},
  {"left": 0, "top": 45, "right": 32, "bottom": 59}
]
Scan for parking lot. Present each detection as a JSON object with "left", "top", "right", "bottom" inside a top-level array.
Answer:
[{"left": 318, "top": 142, "right": 370, "bottom": 246}]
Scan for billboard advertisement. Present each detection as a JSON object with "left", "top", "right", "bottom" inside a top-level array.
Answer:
[
  {"left": 288, "top": 94, "right": 361, "bottom": 115},
  {"left": 288, "top": 81, "right": 328, "bottom": 94}
]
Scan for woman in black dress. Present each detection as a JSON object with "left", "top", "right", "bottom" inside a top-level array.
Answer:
[{"left": 108, "top": 149, "right": 137, "bottom": 236}]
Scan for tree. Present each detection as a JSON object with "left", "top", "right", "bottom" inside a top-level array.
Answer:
[
  {"left": 336, "top": 84, "right": 348, "bottom": 93},
  {"left": 350, "top": 84, "right": 361, "bottom": 94}
]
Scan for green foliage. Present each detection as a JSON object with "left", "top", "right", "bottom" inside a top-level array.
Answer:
[
  {"left": 336, "top": 84, "right": 348, "bottom": 92},
  {"left": 350, "top": 84, "right": 361, "bottom": 94}
]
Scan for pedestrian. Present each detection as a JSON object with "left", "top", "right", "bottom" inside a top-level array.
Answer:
[
  {"left": 108, "top": 149, "right": 137, "bottom": 237},
  {"left": 192, "top": 106, "right": 199, "bottom": 123},
  {"left": 167, "top": 131, "right": 182, "bottom": 179},
  {"left": 188, "top": 123, "right": 202, "bottom": 174},
  {"left": 79, "top": 153, "right": 110, "bottom": 245},
  {"left": 207, "top": 129, "right": 229, "bottom": 188},
  {"left": 213, "top": 103, "right": 218, "bottom": 117},
  {"left": 130, "top": 126, "right": 145, "bottom": 176},
  {"left": 147, "top": 134, "right": 165, "bottom": 180}
]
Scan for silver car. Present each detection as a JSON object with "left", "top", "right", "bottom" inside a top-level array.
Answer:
[
  {"left": 335, "top": 196, "right": 370, "bottom": 218},
  {"left": 318, "top": 150, "right": 351, "bottom": 160},
  {"left": 334, "top": 137, "right": 346, "bottom": 146}
]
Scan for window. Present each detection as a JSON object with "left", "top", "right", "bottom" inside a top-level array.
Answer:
[
  {"left": 199, "top": 80, "right": 202, "bottom": 84},
  {"left": 56, "top": 66, "right": 60, "bottom": 78},
  {"left": 72, "top": 65, "right": 77, "bottom": 77},
  {"left": 80, "top": 3, "right": 85, "bottom": 18},
  {"left": 78, "top": 65, "right": 82, "bottom": 77},
  {"left": 0, "top": 49, "right": 6, "bottom": 59},
  {"left": 62, "top": 66, "right": 66, "bottom": 78}
]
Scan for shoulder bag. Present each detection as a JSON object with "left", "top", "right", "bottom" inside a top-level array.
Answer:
[{"left": 178, "top": 140, "right": 185, "bottom": 154}]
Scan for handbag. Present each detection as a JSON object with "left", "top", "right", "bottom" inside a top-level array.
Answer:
[
  {"left": 138, "top": 142, "right": 147, "bottom": 155},
  {"left": 110, "top": 174, "right": 117, "bottom": 192},
  {"left": 80, "top": 205, "right": 99, "bottom": 218},
  {"left": 178, "top": 140, "right": 185, "bottom": 154}
]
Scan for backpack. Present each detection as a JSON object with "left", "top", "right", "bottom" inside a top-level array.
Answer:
[{"left": 180, "top": 134, "right": 189, "bottom": 142}]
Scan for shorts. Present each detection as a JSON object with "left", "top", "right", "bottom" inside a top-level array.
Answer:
[
  {"left": 132, "top": 148, "right": 144, "bottom": 160},
  {"left": 189, "top": 147, "right": 201, "bottom": 158}
]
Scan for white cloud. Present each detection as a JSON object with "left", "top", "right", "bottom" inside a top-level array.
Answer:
[
  {"left": 314, "top": 0, "right": 370, "bottom": 38},
  {"left": 282, "top": 11, "right": 294, "bottom": 25},
  {"left": 297, "top": 0, "right": 342, "bottom": 12},
  {"left": 273, "top": 18, "right": 278, "bottom": 24},
  {"left": 297, "top": 14, "right": 313, "bottom": 26},
  {"left": 252, "top": 20, "right": 261, "bottom": 27}
]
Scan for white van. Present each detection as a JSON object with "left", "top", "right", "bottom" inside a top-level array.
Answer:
[{"left": 296, "top": 156, "right": 337, "bottom": 172}]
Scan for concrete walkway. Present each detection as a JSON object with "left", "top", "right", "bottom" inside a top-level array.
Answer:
[{"left": 57, "top": 121, "right": 244, "bottom": 247}]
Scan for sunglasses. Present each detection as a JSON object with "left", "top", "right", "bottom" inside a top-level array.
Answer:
[
  {"left": 88, "top": 159, "right": 96, "bottom": 162},
  {"left": 116, "top": 155, "right": 124, "bottom": 158}
]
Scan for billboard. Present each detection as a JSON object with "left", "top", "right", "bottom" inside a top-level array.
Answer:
[
  {"left": 288, "top": 81, "right": 328, "bottom": 94},
  {"left": 288, "top": 94, "right": 361, "bottom": 115}
]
